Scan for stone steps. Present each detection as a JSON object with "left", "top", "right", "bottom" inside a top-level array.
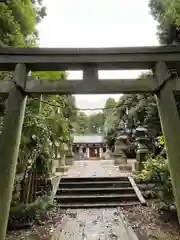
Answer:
[
  {"left": 55, "top": 193, "right": 137, "bottom": 203},
  {"left": 55, "top": 176, "right": 143, "bottom": 208},
  {"left": 58, "top": 181, "right": 131, "bottom": 188},
  {"left": 57, "top": 187, "right": 135, "bottom": 195},
  {"left": 60, "top": 176, "right": 128, "bottom": 182}
]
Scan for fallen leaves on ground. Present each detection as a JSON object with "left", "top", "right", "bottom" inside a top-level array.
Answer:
[
  {"left": 122, "top": 201, "right": 180, "bottom": 240},
  {"left": 6, "top": 203, "right": 65, "bottom": 240}
]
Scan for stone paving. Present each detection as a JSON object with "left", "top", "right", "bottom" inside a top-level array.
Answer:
[
  {"left": 52, "top": 160, "right": 138, "bottom": 240},
  {"left": 65, "top": 160, "right": 133, "bottom": 178}
]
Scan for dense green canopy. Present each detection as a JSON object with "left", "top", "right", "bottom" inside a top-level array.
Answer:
[
  {"left": 149, "top": 0, "right": 180, "bottom": 44},
  {"left": 0, "top": 0, "right": 79, "bottom": 205}
]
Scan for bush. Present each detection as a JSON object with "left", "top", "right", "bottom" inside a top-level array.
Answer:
[
  {"left": 8, "top": 196, "right": 51, "bottom": 230},
  {"left": 135, "top": 155, "right": 174, "bottom": 205},
  {"left": 135, "top": 135, "right": 174, "bottom": 205}
]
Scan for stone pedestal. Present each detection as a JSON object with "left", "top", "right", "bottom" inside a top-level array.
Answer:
[
  {"left": 103, "top": 148, "right": 113, "bottom": 160},
  {"left": 119, "top": 164, "right": 132, "bottom": 171},
  {"left": 78, "top": 146, "right": 85, "bottom": 159},
  {"left": 65, "top": 144, "right": 74, "bottom": 165},
  {"left": 56, "top": 156, "right": 68, "bottom": 173},
  {"left": 65, "top": 153, "right": 74, "bottom": 165},
  {"left": 114, "top": 152, "right": 127, "bottom": 165},
  {"left": 100, "top": 148, "right": 103, "bottom": 159},
  {"left": 134, "top": 160, "right": 140, "bottom": 172},
  {"left": 52, "top": 159, "right": 59, "bottom": 173},
  {"left": 86, "top": 147, "right": 90, "bottom": 159}
]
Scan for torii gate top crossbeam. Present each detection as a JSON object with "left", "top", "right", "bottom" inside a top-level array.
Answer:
[
  {"left": 1, "top": 45, "right": 180, "bottom": 71},
  {"left": 0, "top": 46, "right": 180, "bottom": 95}
]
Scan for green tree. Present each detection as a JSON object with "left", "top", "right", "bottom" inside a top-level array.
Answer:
[
  {"left": 102, "top": 74, "right": 162, "bottom": 148},
  {"left": 61, "top": 95, "right": 77, "bottom": 123},
  {"left": 18, "top": 94, "right": 73, "bottom": 203},
  {"left": 0, "top": 0, "right": 46, "bottom": 47},
  {"left": 103, "top": 98, "right": 117, "bottom": 133},
  {"left": 149, "top": 0, "right": 180, "bottom": 44},
  {"left": 0, "top": 0, "right": 78, "bottom": 207},
  {"left": 88, "top": 113, "right": 104, "bottom": 134},
  {"left": 32, "top": 71, "right": 67, "bottom": 80},
  {"left": 75, "top": 112, "right": 89, "bottom": 134},
  {"left": 120, "top": 93, "right": 160, "bottom": 134},
  {"left": 103, "top": 98, "right": 118, "bottom": 148},
  {"left": 164, "top": 0, "right": 180, "bottom": 26},
  {"left": 0, "top": 1, "right": 79, "bottom": 237}
]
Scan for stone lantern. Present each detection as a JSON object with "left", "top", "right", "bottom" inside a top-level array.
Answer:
[
  {"left": 135, "top": 125, "right": 149, "bottom": 171},
  {"left": 113, "top": 120, "right": 130, "bottom": 165},
  {"left": 56, "top": 143, "right": 68, "bottom": 173},
  {"left": 52, "top": 141, "right": 60, "bottom": 173}
]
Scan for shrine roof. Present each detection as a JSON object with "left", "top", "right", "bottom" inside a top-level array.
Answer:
[{"left": 73, "top": 135, "right": 104, "bottom": 144}]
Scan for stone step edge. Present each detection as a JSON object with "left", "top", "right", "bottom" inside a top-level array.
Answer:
[
  {"left": 55, "top": 193, "right": 137, "bottom": 199},
  {"left": 60, "top": 176, "right": 129, "bottom": 181},
  {"left": 57, "top": 202, "right": 140, "bottom": 208},
  {"left": 57, "top": 187, "right": 134, "bottom": 191},
  {"left": 59, "top": 180, "right": 131, "bottom": 184}
]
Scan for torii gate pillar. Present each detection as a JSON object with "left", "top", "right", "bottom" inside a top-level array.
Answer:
[
  {"left": 0, "top": 64, "right": 27, "bottom": 239},
  {"left": 155, "top": 61, "right": 180, "bottom": 222}
]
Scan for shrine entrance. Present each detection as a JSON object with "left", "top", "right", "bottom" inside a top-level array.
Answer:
[
  {"left": 73, "top": 135, "right": 105, "bottom": 159},
  {"left": 1, "top": 46, "right": 180, "bottom": 238},
  {"left": 89, "top": 146, "right": 100, "bottom": 158}
]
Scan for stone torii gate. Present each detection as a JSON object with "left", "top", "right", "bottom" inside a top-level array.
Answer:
[{"left": 0, "top": 46, "right": 180, "bottom": 238}]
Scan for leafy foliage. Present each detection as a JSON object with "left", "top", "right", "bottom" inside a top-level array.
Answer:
[
  {"left": 8, "top": 196, "right": 51, "bottom": 230},
  {"left": 88, "top": 113, "right": 104, "bottom": 134},
  {"left": 0, "top": 0, "right": 46, "bottom": 47},
  {"left": 32, "top": 71, "right": 67, "bottom": 80},
  {"left": 103, "top": 98, "right": 117, "bottom": 146},
  {"left": 0, "top": 0, "right": 78, "bottom": 205},
  {"left": 165, "top": 0, "right": 180, "bottom": 26},
  {"left": 136, "top": 137, "right": 174, "bottom": 205},
  {"left": 149, "top": 0, "right": 180, "bottom": 44},
  {"left": 73, "top": 111, "right": 105, "bottom": 135},
  {"left": 102, "top": 74, "right": 161, "bottom": 148},
  {"left": 74, "top": 111, "right": 89, "bottom": 134},
  {"left": 136, "top": 157, "right": 173, "bottom": 204},
  {"left": 18, "top": 93, "right": 76, "bottom": 175}
]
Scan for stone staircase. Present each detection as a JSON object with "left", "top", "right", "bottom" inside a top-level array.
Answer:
[{"left": 54, "top": 176, "right": 144, "bottom": 208}]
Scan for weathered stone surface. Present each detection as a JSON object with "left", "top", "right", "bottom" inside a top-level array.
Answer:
[
  {"left": 56, "top": 166, "right": 69, "bottom": 173},
  {"left": 114, "top": 156, "right": 127, "bottom": 166},
  {"left": 103, "top": 149, "right": 113, "bottom": 160},
  {"left": 50, "top": 176, "right": 61, "bottom": 202},
  {"left": 66, "top": 160, "right": 132, "bottom": 178},
  {"left": 51, "top": 160, "right": 138, "bottom": 239},
  {"left": 52, "top": 159, "right": 59, "bottom": 173},
  {"left": 113, "top": 136, "right": 130, "bottom": 166},
  {"left": 65, "top": 156, "right": 73, "bottom": 166},
  {"left": 119, "top": 164, "right": 132, "bottom": 171},
  {"left": 51, "top": 208, "right": 138, "bottom": 240}
]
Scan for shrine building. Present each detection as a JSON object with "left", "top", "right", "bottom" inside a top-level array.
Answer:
[{"left": 73, "top": 135, "right": 106, "bottom": 159}]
